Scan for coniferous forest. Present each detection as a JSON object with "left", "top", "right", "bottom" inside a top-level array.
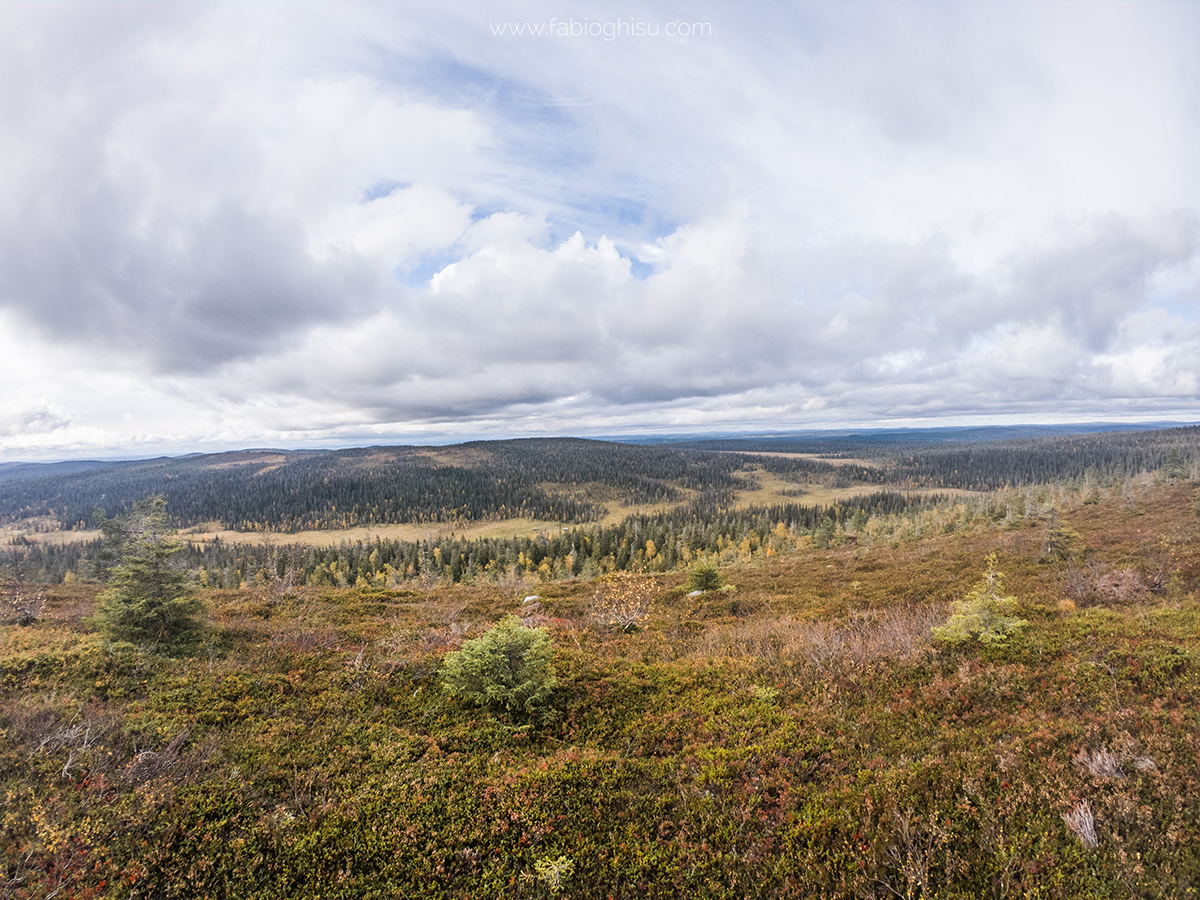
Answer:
[{"left": 3, "top": 426, "right": 1196, "bottom": 533}]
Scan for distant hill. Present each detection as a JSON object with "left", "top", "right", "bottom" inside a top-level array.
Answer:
[
  {"left": 663, "top": 421, "right": 1198, "bottom": 453},
  {"left": 0, "top": 439, "right": 750, "bottom": 531},
  {"left": 1, "top": 425, "right": 1196, "bottom": 532}
]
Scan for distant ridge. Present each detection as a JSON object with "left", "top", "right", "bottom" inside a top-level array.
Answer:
[
  {"left": 607, "top": 421, "right": 1196, "bottom": 446},
  {"left": 2, "top": 423, "right": 1196, "bottom": 532}
]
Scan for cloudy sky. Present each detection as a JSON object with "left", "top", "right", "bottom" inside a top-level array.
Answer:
[{"left": 2, "top": 1, "right": 1198, "bottom": 459}]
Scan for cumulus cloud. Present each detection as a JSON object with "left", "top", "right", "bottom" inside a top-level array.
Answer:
[
  {"left": 1, "top": 1, "right": 1198, "bottom": 458},
  {"left": 0, "top": 401, "right": 70, "bottom": 439},
  {"left": 0, "top": 6, "right": 490, "bottom": 373}
]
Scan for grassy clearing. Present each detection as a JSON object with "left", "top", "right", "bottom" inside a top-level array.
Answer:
[
  {"left": 719, "top": 450, "right": 884, "bottom": 467},
  {"left": 180, "top": 518, "right": 575, "bottom": 547},
  {"left": 2, "top": 478, "right": 1199, "bottom": 898},
  {"left": 12, "top": 519, "right": 576, "bottom": 551},
  {"left": 730, "top": 466, "right": 972, "bottom": 509},
  {"left": 0, "top": 518, "right": 98, "bottom": 546}
]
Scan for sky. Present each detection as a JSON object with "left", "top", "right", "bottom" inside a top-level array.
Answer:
[{"left": 1, "top": 1, "right": 1199, "bottom": 460}]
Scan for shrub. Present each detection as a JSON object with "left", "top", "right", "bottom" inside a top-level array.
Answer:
[
  {"left": 932, "top": 552, "right": 1028, "bottom": 647},
  {"left": 440, "top": 616, "right": 557, "bottom": 718},
  {"left": 533, "top": 855, "right": 574, "bottom": 893},
  {"left": 591, "top": 573, "right": 652, "bottom": 632},
  {"left": 686, "top": 560, "right": 723, "bottom": 592}
]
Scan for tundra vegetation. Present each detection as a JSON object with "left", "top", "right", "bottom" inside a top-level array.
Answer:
[{"left": 0, "top": 427, "right": 1198, "bottom": 898}]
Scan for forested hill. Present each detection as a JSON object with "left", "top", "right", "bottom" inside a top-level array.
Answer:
[
  {"left": 1, "top": 426, "right": 1196, "bottom": 532},
  {"left": 678, "top": 424, "right": 1200, "bottom": 490},
  {"left": 0, "top": 439, "right": 809, "bottom": 531}
]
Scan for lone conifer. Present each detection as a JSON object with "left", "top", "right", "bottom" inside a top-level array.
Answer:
[{"left": 93, "top": 496, "right": 202, "bottom": 651}]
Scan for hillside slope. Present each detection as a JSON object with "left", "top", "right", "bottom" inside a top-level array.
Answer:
[{"left": 1, "top": 472, "right": 1198, "bottom": 898}]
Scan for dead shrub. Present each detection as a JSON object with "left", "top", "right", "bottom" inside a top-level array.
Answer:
[
  {"left": 1063, "top": 799, "right": 1099, "bottom": 849},
  {"left": 1072, "top": 735, "right": 1157, "bottom": 780},
  {"left": 1073, "top": 746, "right": 1125, "bottom": 779},
  {"left": 591, "top": 574, "right": 653, "bottom": 633},
  {"left": 1094, "top": 569, "right": 1149, "bottom": 605},
  {"left": 1061, "top": 563, "right": 1149, "bottom": 607},
  {"left": 686, "top": 605, "right": 941, "bottom": 674},
  {"left": 799, "top": 605, "right": 942, "bottom": 668},
  {"left": 378, "top": 625, "right": 460, "bottom": 676},
  {"left": 3, "top": 701, "right": 65, "bottom": 753},
  {"left": 1062, "top": 563, "right": 1095, "bottom": 604},
  {"left": 417, "top": 599, "right": 469, "bottom": 627},
  {"left": 4, "top": 702, "right": 118, "bottom": 758},
  {"left": 125, "top": 729, "right": 189, "bottom": 782}
]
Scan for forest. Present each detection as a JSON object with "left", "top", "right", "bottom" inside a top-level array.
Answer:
[
  {"left": 2, "top": 425, "right": 1196, "bottom": 534},
  {"left": 6, "top": 490, "right": 946, "bottom": 588},
  {"left": 0, "top": 439, "right": 747, "bottom": 531},
  {"left": 3, "top": 425, "right": 1198, "bottom": 591},
  {"left": 1, "top": 424, "right": 1199, "bottom": 898}
]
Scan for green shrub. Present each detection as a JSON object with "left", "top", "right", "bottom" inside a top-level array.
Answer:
[
  {"left": 932, "top": 552, "right": 1028, "bottom": 647},
  {"left": 440, "top": 616, "right": 556, "bottom": 718},
  {"left": 686, "top": 561, "right": 723, "bottom": 592},
  {"left": 533, "top": 855, "right": 574, "bottom": 893}
]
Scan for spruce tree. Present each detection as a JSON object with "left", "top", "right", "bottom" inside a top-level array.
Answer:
[
  {"left": 932, "top": 552, "right": 1027, "bottom": 647},
  {"left": 440, "top": 616, "right": 556, "bottom": 719},
  {"left": 93, "top": 496, "right": 202, "bottom": 651}
]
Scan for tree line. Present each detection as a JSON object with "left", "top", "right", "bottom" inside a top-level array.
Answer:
[{"left": 4, "top": 491, "right": 941, "bottom": 587}]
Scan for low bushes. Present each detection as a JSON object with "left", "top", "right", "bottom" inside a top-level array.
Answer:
[{"left": 2, "top": 482, "right": 1199, "bottom": 898}]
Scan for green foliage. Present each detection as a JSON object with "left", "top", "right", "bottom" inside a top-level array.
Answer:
[
  {"left": 1040, "top": 511, "right": 1081, "bottom": 562},
  {"left": 750, "top": 684, "right": 779, "bottom": 704},
  {"left": 7, "top": 489, "right": 942, "bottom": 587},
  {"left": 92, "top": 496, "right": 203, "bottom": 651},
  {"left": 932, "top": 552, "right": 1029, "bottom": 647},
  {"left": 7, "top": 457, "right": 1200, "bottom": 899},
  {"left": 813, "top": 515, "right": 836, "bottom": 549},
  {"left": 686, "top": 560, "right": 723, "bottom": 592},
  {"left": 440, "top": 616, "right": 557, "bottom": 717},
  {"left": 1163, "top": 446, "right": 1187, "bottom": 479}
]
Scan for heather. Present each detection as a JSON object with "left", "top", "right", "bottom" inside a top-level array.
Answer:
[{"left": 1, "top": 476, "right": 1198, "bottom": 898}]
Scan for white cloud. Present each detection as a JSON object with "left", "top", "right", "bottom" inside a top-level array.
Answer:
[
  {"left": 1, "top": 1, "right": 1199, "bottom": 459},
  {"left": 310, "top": 184, "right": 474, "bottom": 266}
]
